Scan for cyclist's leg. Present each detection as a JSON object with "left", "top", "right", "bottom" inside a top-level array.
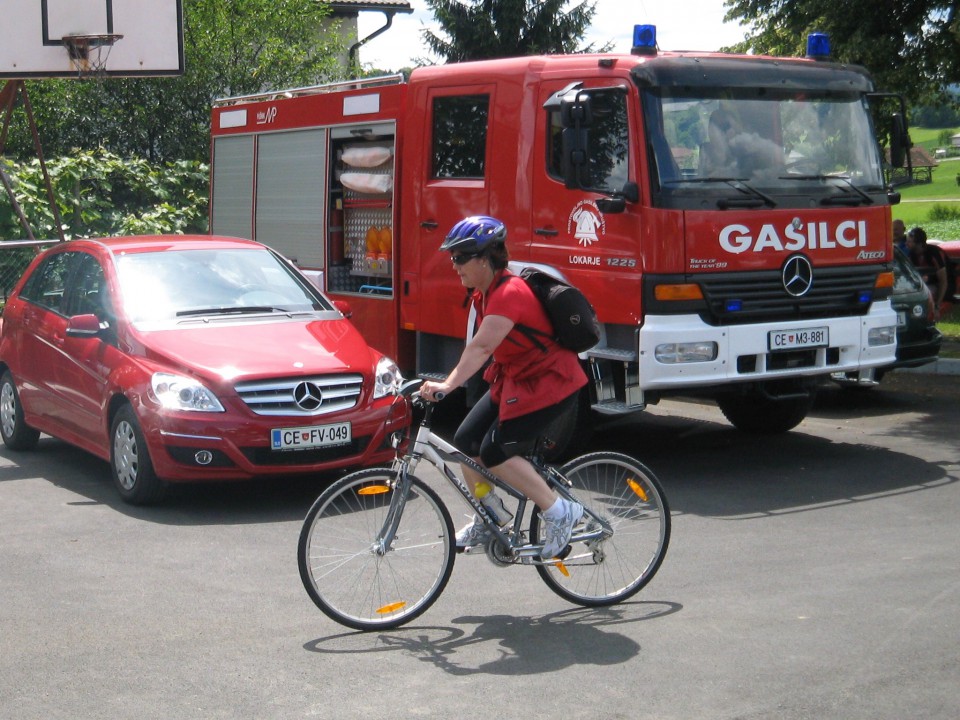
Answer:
[
  {"left": 482, "top": 393, "right": 583, "bottom": 557},
  {"left": 454, "top": 390, "right": 498, "bottom": 495},
  {"left": 481, "top": 391, "right": 579, "bottom": 509}
]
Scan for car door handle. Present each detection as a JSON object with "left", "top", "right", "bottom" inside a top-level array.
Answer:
[
  {"left": 420, "top": 220, "right": 439, "bottom": 230},
  {"left": 535, "top": 227, "right": 559, "bottom": 236}
]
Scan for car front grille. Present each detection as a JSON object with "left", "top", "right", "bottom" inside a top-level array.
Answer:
[{"left": 234, "top": 374, "right": 364, "bottom": 417}]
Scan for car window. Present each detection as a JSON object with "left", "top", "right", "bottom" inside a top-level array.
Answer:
[
  {"left": 115, "top": 247, "right": 332, "bottom": 324},
  {"left": 19, "top": 251, "right": 76, "bottom": 315},
  {"left": 892, "top": 248, "right": 924, "bottom": 295},
  {"left": 62, "top": 253, "right": 111, "bottom": 318}
]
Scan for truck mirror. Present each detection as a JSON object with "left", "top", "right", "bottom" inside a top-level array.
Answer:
[
  {"left": 890, "top": 113, "right": 907, "bottom": 168},
  {"left": 596, "top": 182, "right": 639, "bottom": 214},
  {"left": 561, "top": 127, "right": 589, "bottom": 188}
]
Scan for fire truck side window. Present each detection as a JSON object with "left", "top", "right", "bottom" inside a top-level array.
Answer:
[
  {"left": 547, "top": 89, "right": 629, "bottom": 191},
  {"left": 432, "top": 94, "right": 490, "bottom": 179}
]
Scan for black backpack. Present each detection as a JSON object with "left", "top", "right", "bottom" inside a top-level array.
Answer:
[{"left": 508, "top": 268, "right": 601, "bottom": 353}]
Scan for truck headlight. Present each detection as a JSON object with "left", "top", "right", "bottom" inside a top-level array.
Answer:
[
  {"left": 655, "top": 341, "right": 718, "bottom": 364},
  {"left": 152, "top": 373, "right": 225, "bottom": 412},
  {"left": 867, "top": 326, "right": 896, "bottom": 346}
]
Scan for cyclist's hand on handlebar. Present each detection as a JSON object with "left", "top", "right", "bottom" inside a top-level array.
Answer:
[{"left": 420, "top": 380, "right": 448, "bottom": 402}]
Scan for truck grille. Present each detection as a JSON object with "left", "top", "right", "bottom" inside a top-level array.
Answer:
[
  {"left": 234, "top": 374, "right": 364, "bottom": 417},
  {"left": 698, "top": 265, "right": 882, "bottom": 325}
]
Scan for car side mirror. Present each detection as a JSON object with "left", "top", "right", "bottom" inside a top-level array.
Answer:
[
  {"left": 66, "top": 314, "right": 103, "bottom": 338},
  {"left": 333, "top": 300, "right": 353, "bottom": 319}
]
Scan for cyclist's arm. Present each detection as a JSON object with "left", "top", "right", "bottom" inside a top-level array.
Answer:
[{"left": 422, "top": 314, "right": 513, "bottom": 399}]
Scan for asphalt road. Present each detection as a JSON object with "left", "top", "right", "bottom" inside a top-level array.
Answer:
[{"left": 1, "top": 372, "right": 958, "bottom": 720}]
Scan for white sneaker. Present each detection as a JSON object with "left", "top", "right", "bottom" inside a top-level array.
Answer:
[
  {"left": 540, "top": 500, "right": 584, "bottom": 559},
  {"left": 455, "top": 515, "right": 493, "bottom": 550}
]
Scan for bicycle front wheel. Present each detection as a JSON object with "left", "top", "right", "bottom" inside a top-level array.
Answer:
[
  {"left": 533, "top": 451, "right": 670, "bottom": 607},
  {"left": 298, "top": 468, "right": 455, "bottom": 631}
]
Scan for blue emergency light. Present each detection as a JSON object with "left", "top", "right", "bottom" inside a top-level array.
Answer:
[
  {"left": 632, "top": 24, "right": 657, "bottom": 56},
  {"left": 806, "top": 33, "right": 831, "bottom": 60}
]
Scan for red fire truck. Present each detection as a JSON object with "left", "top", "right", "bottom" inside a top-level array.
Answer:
[{"left": 209, "top": 27, "right": 906, "bottom": 434}]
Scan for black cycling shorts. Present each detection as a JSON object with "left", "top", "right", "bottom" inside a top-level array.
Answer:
[{"left": 454, "top": 390, "right": 579, "bottom": 467}]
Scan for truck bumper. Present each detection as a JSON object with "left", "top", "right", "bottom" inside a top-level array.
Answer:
[{"left": 636, "top": 303, "right": 898, "bottom": 390}]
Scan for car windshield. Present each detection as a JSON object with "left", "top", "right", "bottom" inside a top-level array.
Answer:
[
  {"left": 644, "top": 88, "right": 886, "bottom": 207},
  {"left": 115, "top": 247, "right": 331, "bottom": 324}
]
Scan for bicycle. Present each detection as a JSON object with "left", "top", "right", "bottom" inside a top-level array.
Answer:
[{"left": 297, "top": 379, "right": 670, "bottom": 631}]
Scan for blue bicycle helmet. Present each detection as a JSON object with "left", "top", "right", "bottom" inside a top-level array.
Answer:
[{"left": 440, "top": 216, "right": 507, "bottom": 254}]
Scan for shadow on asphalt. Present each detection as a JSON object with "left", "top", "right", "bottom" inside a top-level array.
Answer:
[{"left": 302, "top": 600, "right": 682, "bottom": 675}]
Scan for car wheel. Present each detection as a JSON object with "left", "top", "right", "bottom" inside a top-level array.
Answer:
[
  {"left": 0, "top": 371, "right": 40, "bottom": 451},
  {"left": 110, "top": 404, "right": 167, "bottom": 505}
]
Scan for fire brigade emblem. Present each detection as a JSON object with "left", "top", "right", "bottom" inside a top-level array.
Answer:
[{"left": 567, "top": 200, "right": 605, "bottom": 247}]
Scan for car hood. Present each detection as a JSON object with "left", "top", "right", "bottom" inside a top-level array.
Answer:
[{"left": 133, "top": 317, "right": 379, "bottom": 384}]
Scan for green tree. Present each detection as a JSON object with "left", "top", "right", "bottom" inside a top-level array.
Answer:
[
  {"left": 723, "top": 1, "right": 960, "bottom": 105},
  {"left": 422, "top": 0, "right": 606, "bottom": 63},
  {"left": 5, "top": 0, "right": 347, "bottom": 163},
  {"left": 1, "top": 149, "right": 208, "bottom": 240}
]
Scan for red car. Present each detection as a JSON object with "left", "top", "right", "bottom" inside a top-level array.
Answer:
[
  {"left": 934, "top": 239, "right": 960, "bottom": 306},
  {"left": 0, "top": 236, "right": 410, "bottom": 504}
]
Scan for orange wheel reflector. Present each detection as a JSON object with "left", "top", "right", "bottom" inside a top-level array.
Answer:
[
  {"left": 627, "top": 478, "right": 648, "bottom": 501},
  {"left": 376, "top": 601, "right": 407, "bottom": 614},
  {"left": 358, "top": 485, "right": 391, "bottom": 495},
  {"left": 554, "top": 561, "right": 570, "bottom": 577}
]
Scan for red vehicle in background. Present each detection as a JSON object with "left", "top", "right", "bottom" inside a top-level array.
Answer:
[
  {"left": 210, "top": 27, "right": 909, "bottom": 435},
  {"left": 0, "top": 236, "right": 409, "bottom": 504},
  {"left": 933, "top": 240, "right": 960, "bottom": 309}
]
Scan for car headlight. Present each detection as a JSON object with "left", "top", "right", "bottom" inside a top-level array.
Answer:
[
  {"left": 373, "top": 356, "right": 403, "bottom": 399},
  {"left": 152, "top": 372, "right": 225, "bottom": 412}
]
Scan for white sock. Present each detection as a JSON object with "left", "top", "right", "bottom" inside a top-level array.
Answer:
[{"left": 543, "top": 496, "right": 566, "bottom": 519}]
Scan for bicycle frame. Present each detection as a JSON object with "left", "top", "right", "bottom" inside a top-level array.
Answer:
[{"left": 378, "top": 401, "right": 613, "bottom": 563}]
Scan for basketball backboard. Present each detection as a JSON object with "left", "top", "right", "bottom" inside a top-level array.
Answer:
[{"left": 0, "top": 0, "right": 184, "bottom": 79}]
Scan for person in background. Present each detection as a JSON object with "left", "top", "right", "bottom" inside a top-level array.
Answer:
[
  {"left": 892, "top": 219, "right": 908, "bottom": 254},
  {"left": 906, "top": 226, "right": 948, "bottom": 317},
  {"left": 420, "top": 216, "right": 587, "bottom": 559}
]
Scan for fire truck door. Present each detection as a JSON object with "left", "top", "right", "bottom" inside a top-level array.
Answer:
[{"left": 413, "top": 86, "right": 494, "bottom": 338}]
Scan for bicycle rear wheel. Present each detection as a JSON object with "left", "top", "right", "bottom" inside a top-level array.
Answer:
[
  {"left": 532, "top": 451, "right": 670, "bottom": 607},
  {"left": 298, "top": 468, "right": 455, "bottom": 631}
]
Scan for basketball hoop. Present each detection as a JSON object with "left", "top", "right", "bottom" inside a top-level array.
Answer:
[{"left": 62, "top": 33, "right": 124, "bottom": 80}]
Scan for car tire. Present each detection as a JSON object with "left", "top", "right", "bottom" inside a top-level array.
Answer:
[
  {"left": 110, "top": 404, "right": 167, "bottom": 505},
  {"left": 0, "top": 371, "right": 40, "bottom": 451}
]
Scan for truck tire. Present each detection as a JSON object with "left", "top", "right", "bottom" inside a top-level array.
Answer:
[{"left": 716, "top": 391, "right": 814, "bottom": 434}]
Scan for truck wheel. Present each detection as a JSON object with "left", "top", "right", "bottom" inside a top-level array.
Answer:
[{"left": 716, "top": 391, "right": 814, "bottom": 434}]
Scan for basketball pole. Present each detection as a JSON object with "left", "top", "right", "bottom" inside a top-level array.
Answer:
[{"left": 0, "top": 80, "right": 66, "bottom": 242}]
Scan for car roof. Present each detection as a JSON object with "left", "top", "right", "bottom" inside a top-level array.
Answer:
[{"left": 59, "top": 235, "right": 266, "bottom": 256}]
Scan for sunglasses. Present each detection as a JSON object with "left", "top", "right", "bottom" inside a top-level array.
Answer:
[{"left": 450, "top": 252, "right": 481, "bottom": 266}]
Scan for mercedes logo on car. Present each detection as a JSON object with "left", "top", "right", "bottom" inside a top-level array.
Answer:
[
  {"left": 293, "top": 381, "right": 324, "bottom": 411},
  {"left": 782, "top": 254, "right": 813, "bottom": 297}
]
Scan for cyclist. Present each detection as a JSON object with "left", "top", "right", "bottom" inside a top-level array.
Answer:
[{"left": 420, "top": 216, "right": 588, "bottom": 559}]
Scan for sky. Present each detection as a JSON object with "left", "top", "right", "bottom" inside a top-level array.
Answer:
[{"left": 357, "top": 0, "right": 750, "bottom": 70}]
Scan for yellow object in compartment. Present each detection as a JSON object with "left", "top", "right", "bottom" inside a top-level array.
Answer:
[
  {"left": 378, "top": 226, "right": 393, "bottom": 256},
  {"left": 365, "top": 226, "right": 379, "bottom": 252}
]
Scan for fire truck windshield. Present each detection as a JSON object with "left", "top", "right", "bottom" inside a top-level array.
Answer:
[{"left": 643, "top": 89, "right": 886, "bottom": 210}]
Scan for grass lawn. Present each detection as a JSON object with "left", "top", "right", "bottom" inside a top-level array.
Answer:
[{"left": 892, "top": 128, "right": 960, "bottom": 239}]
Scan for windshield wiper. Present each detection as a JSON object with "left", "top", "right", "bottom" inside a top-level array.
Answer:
[
  {"left": 661, "top": 177, "right": 777, "bottom": 208},
  {"left": 176, "top": 305, "right": 285, "bottom": 317},
  {"left": 780, "top": 174, "right": 874, "bottom": 206}
]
